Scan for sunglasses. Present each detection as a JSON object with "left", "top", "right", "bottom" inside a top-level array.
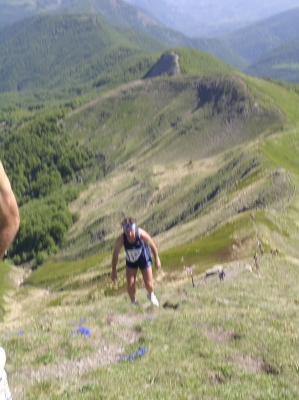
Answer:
[{"left": 123, "top": 223, "right": 135, "bottom": 230}]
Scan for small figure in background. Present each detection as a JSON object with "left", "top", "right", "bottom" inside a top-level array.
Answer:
[
  {"left": 253, "top": 252, "right": 259, "bottom": 273},
  {"left": 271, "top": 249, "right": 278, "bottom": 256},
  {"left": 219, "top": 270, "right": 225, "bottom": 282},
  {"left": 255, "top": 259, "right": 259, "bottom": 272},
  {"left": 257, "top": 239, "right": 264, "bottom": 255}
]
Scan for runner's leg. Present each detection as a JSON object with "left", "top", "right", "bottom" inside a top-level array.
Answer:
[
  {"left": 126, "top": 267, "right": 138, "bottom": 301},
  {"left": 141, "top": 266, "right": 154, "bottom": 294}
]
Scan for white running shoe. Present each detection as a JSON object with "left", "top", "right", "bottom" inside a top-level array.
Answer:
[{"left": 147, "top": 292, "right": 159, "bottom": 307}]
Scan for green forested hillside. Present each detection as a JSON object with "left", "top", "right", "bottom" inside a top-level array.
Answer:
[
  {"left": 0, "top": 13, "right": 165, "bottom": 93},
  {"left": 2, "top": 0, "right": 299, "bottom": 84},
  {"left": 0, "top": 0, "right": 246, "bottom": 74},
  {"left": 0, "top": 109, "right": 94, "bottom": 263},
  {"left": 247, "top": 40, "right": 299, "bottom": 84}
]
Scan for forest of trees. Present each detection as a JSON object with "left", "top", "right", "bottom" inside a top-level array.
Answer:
[
  {"left": 247, "top": 40, "right": 299, "bottom": 83},
  {"left": 0, "top": 13, "right": 166, "bottom": 266},
  {"left": 0, "top": 14, "right": 165, "bottom": 93},
  {"left": 0, "top": 110, "right": 95, "bottom": 264}
]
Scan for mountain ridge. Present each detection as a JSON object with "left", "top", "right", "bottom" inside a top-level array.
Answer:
[
  {"left": 0, "top": 13, "right": 166, "bottom": 93},
  {"left": 0, "top": 1, "right": 247, "bottom": 73},
  {"left": 222, "top": 7, "right": 299, "bottom": 64},
  {"left": 2, "top": 1, "right": 299, "bottom": 83},
  {"left": 123, "top": 0, "right": 299, "bottom": 37}
]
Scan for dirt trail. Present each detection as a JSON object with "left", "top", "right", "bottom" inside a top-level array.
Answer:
[{"left": 3, "top": 266, "right": 44, "bottom": 327}]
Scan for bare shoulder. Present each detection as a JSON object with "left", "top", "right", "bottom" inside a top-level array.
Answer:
[
  {"left": 115, "top": 233, "right": 124, "bottom": 247},
  {"left": 138, "top": 228, "right": 150, "bottom": 240}
]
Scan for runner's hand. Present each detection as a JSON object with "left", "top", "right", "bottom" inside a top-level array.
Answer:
[
  {"left": 111, "top": 271, "right": 117, "bottom": 281},
  {"left": 155, "top": 257, "right": 161, "bottom": 269}
]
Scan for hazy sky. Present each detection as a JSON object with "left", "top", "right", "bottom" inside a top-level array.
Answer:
[
  {"left": 126, "top": 0, "right": 299, "bottom": 20},
  {"left": 124, "top": 0, "right": 299, "bottom": 37}
]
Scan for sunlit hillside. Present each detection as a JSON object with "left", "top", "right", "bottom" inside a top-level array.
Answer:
[{"left": 1, "top": 46, "right": 299, "bottom": 399}]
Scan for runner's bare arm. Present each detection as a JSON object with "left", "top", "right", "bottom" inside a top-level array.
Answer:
[
  {"left": 139, "top": 228, "right": 161, "bottom": 269},
  {"left": 111, "top": 234, "right": 124, "bottom": 280},
  {"left": 0, "top": 162, "right": 20, "bottom": 260}
]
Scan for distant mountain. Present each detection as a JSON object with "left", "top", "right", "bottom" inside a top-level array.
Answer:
[
  {"left": 222, "top": 7, "right": 299, "bottom": 64},
  {"left": 247, "top": 40, "right": 299, "bottom": 84},
  {"left": 0, "top": 13, "right": 166, "bottom": 92},
  {"left": 0, "top": 0, "right": 246, "bottom": 72},
  {"left": 123, "top": 0, "right": 299, "bottom": 37},
  {"left": 1, "top": 0, "right": 298, "bottom": 84},
  {"left": 0, "top": 0, "right": 166, "bottom": 42}
]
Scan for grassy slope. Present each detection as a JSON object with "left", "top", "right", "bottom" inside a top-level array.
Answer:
[
  {"left": 2, "top": 50, "right": 299, "bottom": 398},
  {"left": 53, "top": 59, "right": 286, "bottom": 262},
  {"left": 3, "top": 255, "right": 299, "bottom": 398},
  {"left": 1, "top": 50, "right": 297, "bottom": 277}
]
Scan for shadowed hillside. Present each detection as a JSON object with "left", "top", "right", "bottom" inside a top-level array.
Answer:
[
  {"left": 247, "top": 40, "right": 299, "bottom": 84},
  {"left": 222, "top": 7, "right": 299, "bottom": 65}
]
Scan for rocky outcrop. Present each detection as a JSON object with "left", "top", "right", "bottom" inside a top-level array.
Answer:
[{"left": 144, "top": 51, "right": 180, "bottom": 78}]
